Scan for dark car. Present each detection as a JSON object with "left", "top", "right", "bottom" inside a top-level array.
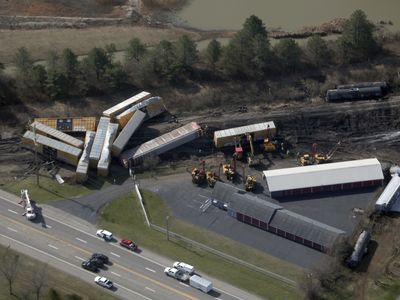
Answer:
[
  {"left": 91, "top": 253, "right": 109, "bottom": 264},
  {"left": 89, "top": 258, "right": 104, "bottom": 268},
  {"left": 81, "top": 261, "right": 98, "bottom": 272},
  {"left": 120, "top": 239, "right": 137, "bottom": 251}
]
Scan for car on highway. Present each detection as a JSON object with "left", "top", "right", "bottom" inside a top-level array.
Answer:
[
  {"left": 89, "top": 257, "right": 104, "bottom": 268},
  {"left": 81, "top": 260, "right": 98, "bottom": 272},
  {"left": 91, "top": 253, "right": 109, "bottom": 264},
  {"left": 94, "top": 276, "right": 113, "bottom": 289},
  {"left": 96, "top": 229, "right": 113, "bottom": 241},
  {"left": 164, "top": 267, "right": 190, "bottom": 282},
  {"left": 173, "top": 261, "right": 195, "bottom": 275},
  {"left": 119, "top": 239, "right": 137, "bottom": 251}
]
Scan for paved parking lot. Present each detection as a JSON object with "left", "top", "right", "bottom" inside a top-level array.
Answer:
[{"left": 140, "top": 172, "right": 379, "bottom": 269}]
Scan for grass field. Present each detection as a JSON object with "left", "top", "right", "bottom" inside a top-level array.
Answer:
[
  {"left": 0, "top": 244, "right": 120, "bottom": 300},
  {"left": 98, "top": 191, "right": 303, "bottom": 300},
  {"left": 0, "top": 174, "right": 111, "bottom": 203}
]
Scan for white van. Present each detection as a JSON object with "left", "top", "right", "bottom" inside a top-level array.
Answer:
[{"left": 173, "top": 261, "right": 195, "bottom": 275}]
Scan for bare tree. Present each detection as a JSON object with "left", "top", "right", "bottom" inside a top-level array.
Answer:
[
  {"left": 0, "top": 246, "right": 20, "bottom": 296},
  {"left": 31, "top": 263, "right": 48, "bottom": 300}
]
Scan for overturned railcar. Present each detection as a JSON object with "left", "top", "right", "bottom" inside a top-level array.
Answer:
[
  {"left": 337, "top": 81, "right": 389, "bottom": 94},
  {"left": 326, "top": 86, "right": 383, "bottom": 102},
  {"left": 347, "top": 230, "right": 371, "bottom": 268}
]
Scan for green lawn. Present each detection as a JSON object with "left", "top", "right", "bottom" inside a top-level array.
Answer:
[
  {"left": 98, "top": 191, "right": 303, "bottom": 300},
  {"left": 0, "top": 245, "right": 120, "bottom": 300},
  {"left": 0, "top": 174, "right": 111, "bottom": 203}
]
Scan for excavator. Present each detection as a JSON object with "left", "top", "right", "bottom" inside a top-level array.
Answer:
[
  {"left": 246, "top": 133, "right": 260, "bottom": 167},
  {"left": 313, "top": 141, "right": 341, "bottom": 164},
  {"left": 191, "top": 161, "right": 206, "bottom": 185},
  {"left": 223, "top": 156, "right": 236, "bottom": 181},
  {"left": 206, "top": 164, "right": 221, "bottom": 188},
  {"left": 297, "top": 153, "right": 314, "bottom": 166},
  {"left": 263, "top": 138, "right": 277, "bottom": 153},
  {"left": 242, "top": 165, "right": 257, "bottom": 192}
]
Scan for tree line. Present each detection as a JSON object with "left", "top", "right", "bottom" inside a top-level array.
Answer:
[{"left": 0, "top": 9, "right": 380, "bottom": 106}]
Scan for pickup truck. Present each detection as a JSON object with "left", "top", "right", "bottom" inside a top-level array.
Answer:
[{"left": 164, "top": 267, "right": 190, "bottom": 282}]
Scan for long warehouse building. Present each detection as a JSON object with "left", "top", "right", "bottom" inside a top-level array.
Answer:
[
  {"left": 212, "top": 182, "right": 345, "bottom": 253},
  {"left": 112, "top": 110, "right": 146, "bottom": 157},
  {"left": 263, "top": 158, "right": 384, "bottom": 198},
  {"left": 76, "top": 131, "right": 96, "bottom": 183},
  {"left": 22, "top": 131, "right": 82, "bottom": 166},
  {"left": 30, "top": 121, "right": 84, "bottom": 148},
  {"left": 120, "top": 122, "right": 202, "bottom": 167},
  {"left": 102, "top": 91, "right": 151, "bottom": 118},
  {"left": 213, "top": 121, "right": 276, "bottom": 148}
]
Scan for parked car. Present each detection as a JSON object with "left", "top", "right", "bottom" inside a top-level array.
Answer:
[
  {"left": 173, "top": 261, "right": 195, "bottom": 275},
  {"left": 91, "top": 253, "right": 109, "bottom": 264},
  {"left": 81, "top": 261, "right": 98, "bottom": 272},
  {"left": 94, "top": 276, "right": 113, "bottom": 289},
  {"left": 96, "top": 229, "right": 113, "bottom": 241},
  {"left": 164, "top": 267, "right": 190, "bottom": 282},
  {"left": 119, "top": 239, "right": 137, "bottom": 251},
  {"left": 89, "top": 258, "right": 104, "bottom": 268}
]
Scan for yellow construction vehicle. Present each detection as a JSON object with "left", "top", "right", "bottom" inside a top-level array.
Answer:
[
  {"left": 191, "top": 161, "right": 206, "bottom": 185},
  {"left": 244, "top": 175, "right": 257, "bottom": 192},
  {"left": 223, "top": 157, "right": 236, "bottom": 181},
  {"left": 206, "top": 172, "right": 219, "bottom": 188},
  {"left": 246, "top": 133, "right": 260, "bottom": 167},
  {"left": 263, "top": 138, "right": 277, "bottom": 153},
  {"left": 313, "top": 141, "right": 341, "bottom": 164},
  {"left": 297, "top": 153, "right": 314, "bottom": 166}
]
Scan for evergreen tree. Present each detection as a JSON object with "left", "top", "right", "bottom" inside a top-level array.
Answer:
[
  {"left": 307, "top": 35, "right": 332, "bottom": 67},
  {"left": 175, "top": 35, "right": 198, "bottom": 73},
  {"left": 125, "top": 37, "right": 146, "bottom": 62},
  {"left": 274, "top": 38, "right": 302, "bottom": 72},
  {"left": 205, "top": 39, "right": 221, "bottom": 70}
]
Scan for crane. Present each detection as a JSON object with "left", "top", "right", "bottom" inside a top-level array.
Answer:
[
  {"left": 314, "top": 141, "right": 341, "bottom": 164},
  {"left": 191, "top": 161, "right": 206, "bottom": 185},
  {"left": 20, "top": 189, "right": 36, "bottom": 220},
  {"left": 242, "top": 165, "right": 256, "bottom": 192},
  {"left": 223, "top": 156, "right": 236, "bottom": 181},
  {"left": 246, "top": 133, "right": 259, "bottom": 167}
]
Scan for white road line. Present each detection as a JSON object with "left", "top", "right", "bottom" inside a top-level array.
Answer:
[
  {"left": 0, "top": 233, "right": 151, "bottom": 300},
  {"left": 74, "top": 256, "right": 85, "bottom": 261},
  {"left": 145, "top": 267, "right": 156, "bottom": 273},
  {"left": 48, "top": 244, "right": 58, "bottom": 250},
  {"left": 75, "top": 237, "right": 87, "bottom": 244},
  {"left": 179, "top": 282, "right": 189, "bottom": 287},
  {"left": 198, "top": 194, "right": 209, "bottom": 199},
  {"left": 45, "top": 224, "right": 52, "bottom": 229},
  {"left": 145, "top": 287, "right": 155, "bottom": 293},
  {"left": 214, "top": 287, "right": 245, "bottom": 300},
  {"left": 111, "top": 271, "right": 121, "bottom": 277},
  {"left": 7, "top": 209, "right": 18, "bottom": 214},
  {"left": 7, "top": 227, "right": 18, "bottom": 232},
  {"left": 110, "top": 252, "right": 120, "bottom": 258}
]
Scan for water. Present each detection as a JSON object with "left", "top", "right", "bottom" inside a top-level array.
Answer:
[{"left": 176, "top": 0, "right": 400, "bottom": 31}]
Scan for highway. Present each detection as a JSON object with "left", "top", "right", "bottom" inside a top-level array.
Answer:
[{"left": 0, "top": 190, "right": 263, "bottom": 300}]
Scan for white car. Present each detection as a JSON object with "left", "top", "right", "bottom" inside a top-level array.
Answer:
[
  {"left": 164, "top": 267, "right": 190, "bottom": 282},
  {"left": 94, "top": 276, "right": 113, "bottom": 289},
  {"left": 173, "top": 261, "right": 195, "bottom": 275},
  {"left": 96, "top": 229, "right": 113, "bottom": 241}
]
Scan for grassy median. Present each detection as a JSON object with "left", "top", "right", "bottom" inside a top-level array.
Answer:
[{"left": 98, "top": 191, "right": 303, "bottom": 300}]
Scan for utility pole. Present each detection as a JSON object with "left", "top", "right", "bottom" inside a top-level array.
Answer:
[
  {"left": 166, "top": 215, "right": 170, "bottom": 241},
  {"left": 33, "top": 123, "right": 39, "bottom": 186}
]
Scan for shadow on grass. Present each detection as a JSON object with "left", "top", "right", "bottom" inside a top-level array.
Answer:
[{"left": 354, "top": 240, "right": 379, "bottom": 273}]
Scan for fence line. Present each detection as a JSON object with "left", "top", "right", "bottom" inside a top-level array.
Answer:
[
  {"left": 149, "top": 223, "right": 297, "bottom": 287},
  {"left": 134, "top": 183, "right": 150, "bottom": 227}
]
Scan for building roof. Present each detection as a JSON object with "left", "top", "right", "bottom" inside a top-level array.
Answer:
[
  {"left": 31, "top": 121, "right": 84, "bottom": 148},
  {"left": 214, "top": 121, "right": 275, "bottom": 139},
  {"left": 375, "top": 174, "right": 400, "bottom": 210},
  {"left": 269, "top": 209, "right": 345, "bottom": 247},
  {"left": 103, "top": 91, "right": 150, "bottom": 117},
  {"left": 263, "top": 158, "right": 383, "bottom": 192},
  {"left": 23, "top": 131, "right": 82, "bottom": 157},
  {"left": 212, "top": 182, "right": 281, "bottom": 223}
]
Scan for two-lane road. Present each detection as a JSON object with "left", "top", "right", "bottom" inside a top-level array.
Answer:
[{"left": 0, "top": 191, "right": 263, "bottom": 300}]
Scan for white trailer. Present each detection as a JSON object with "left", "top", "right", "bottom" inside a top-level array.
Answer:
[{"left": 189, "top": 275, "right": 212, "bottom": 293}]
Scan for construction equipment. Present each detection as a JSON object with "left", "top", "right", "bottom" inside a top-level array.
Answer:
[
  {"left": 233, "top": 137, "right": 243, "bottom": 160},
  {"left": 246, "top": 133, "right": 260, "bottom": 167},
  {"left": 191, "top": 161, "right": 206, "bottom": 185},
  {"left": 313, "top": 141, "right": 341, "bottom": 164},
  {"left": 20, "top": 189, "right": 36, "bottom": 220},
  {"left": 244, "top": 175, "right": 257, "bottom": 192},
  {"left": 223, "top": 157, "right": 236, "bottom": 181},
  {"left": 297, "top": 153, "right": 314, "bottom": 166},
  {"left": 263, "top": 138, "right": 277, "bottom": 153},
  {"left": 206, "top": 171, "right": 219, "bottom": 188}
]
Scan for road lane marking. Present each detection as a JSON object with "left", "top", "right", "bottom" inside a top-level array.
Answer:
[
  {"left": 110, "top": 252, "right": 120, "bottom": 258},
  {"left": 74, "top": 256, "right": 85, "bottom": 261},
  {"left": 7, "top": 227, "right": 18, "bottom": 233},
  {"left": 145, "top": 287, "right": 155, "bottom": 293},
  {"left": 111, "top": 271, "right": 121, "bottom": 277},
  {"left": 7, "top": 209, "right": 18, "bottom": 214},
  {"left": 48, "top": 244, "right": 58, "bottom": 250},
  {"left": 46, "top": 225, "right": 52, "bottom": 229},
  {"left": 75, "top": 237, "right": 87, "bottom": 244},
  {"left": 0, "top": 212, "right": 199, "bottom": 300},
  {"left": 179, "top": 282, "right": 189, "bottom": 287},
  {"left": 0, "top": 233, "right": 152, "bottom": 300},
  {"left": 213, "top": 287, "right": 245, "bottom": 300},
  {"left": 145, "top": 267, "right": 156, "bottom": 273}
]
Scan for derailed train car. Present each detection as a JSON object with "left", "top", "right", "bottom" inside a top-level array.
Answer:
[
  {"left": 347, "top": 230, "right": 371, "bottom": 268},
  {"left": 326, "top": 86, "right": 383, "bottom": 102},
  {"left": 336, "top": 81, "right": 389, "bottom": 94}
]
